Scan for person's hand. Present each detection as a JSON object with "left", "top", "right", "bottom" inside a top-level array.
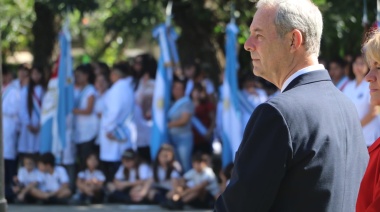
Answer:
[
  {"left": 106, "top": 132, "right": 116, "bottom": 140},
  {"left": 72, "top": 109, "right": 79, "bottom": 115},
  {"left": 12, "top": 186, "right": 20, "bottom": 193}
]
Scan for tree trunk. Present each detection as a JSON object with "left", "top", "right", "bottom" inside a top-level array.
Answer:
[{"left": 32, "top": 2, "right": 56, "bottom": 69}]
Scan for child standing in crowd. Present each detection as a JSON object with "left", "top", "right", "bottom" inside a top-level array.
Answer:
[
  {"left": 18, "top": 66, "right": 45, "bottom": 158},
  {"left": 11, "top": 155, "right": 42, "bottom": 202},
  {"left": 108, "top": 149, "right": 152, "bottom": 204},
  {"left": 73, "top": 153, "right": 105, "bottom": 204},
  {"left": 2, "top": 65, "right": 21, "bottom": 202},
  {"left": 94, "top": 73, "right": 110, "bottom": 153},
  {"left": 12, "top": 64, "right": 29, "bottom": 91},
  {"left": 162, "top": 153, "right": 219, "bottom": 210},
  {"left": 73, "top": 64, "right": 98, "bottom": 170},
  {"left": 99, "top": 62, "right": 135, "bottom": 182},
  {"left": 145, "top": 144, "right": 181, "bottom": 204},
  {"left": 29, "top": 153, "right": 72, "bottom": 204}
]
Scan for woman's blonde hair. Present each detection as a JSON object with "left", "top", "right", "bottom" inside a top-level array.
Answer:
[{"left": 363, "top": 31, "right": 380, "bottom": 65}]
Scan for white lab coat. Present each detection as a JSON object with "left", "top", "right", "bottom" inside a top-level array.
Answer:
[
  {"left": 99, "top": 77, "right": 134, "bottom": 162},
  {"left": 3, "top": 83, "right": 20, "bottom": 160},
  {"left": 18, "top": 85, "right": 44, "bottom": 154}
]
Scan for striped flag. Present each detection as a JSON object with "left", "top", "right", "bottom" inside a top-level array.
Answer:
[
  {"left": 150, "top": 24, "right": 179, "bottom": 159},
  {"left": 221, "top": 22, "right": 241, "bottom": 168},
  {"left": 40, "top": 21, "right": 74, "bottom": 163}
]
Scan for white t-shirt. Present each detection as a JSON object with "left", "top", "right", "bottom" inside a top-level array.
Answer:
[
  {"left": 17, "top": 167, "right": 43, "bottom": 186},
  {"left": 114, "top": 163, "right": 152, "bottom": 182},
  {"left": 73, "top": 85, "right": 98, "bottom": 143},
  {"left": 38, "top": 166, "right": 69, "bottom": 192},
  {"left": 184, "top": 167, "right": 220, "bottom": 196},
  {"left": 344, "top": 80, "right": 380, "bottom": 146},
  {"left": 78, "top": 169, "right": 105, "bottom": 182},
  {"left": 153, "top": 166, "right": 181, "bottom": 190}
]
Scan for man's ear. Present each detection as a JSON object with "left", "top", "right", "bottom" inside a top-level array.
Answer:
[{"left": 289, "top": 29, "right": 303, "bottom": 52}]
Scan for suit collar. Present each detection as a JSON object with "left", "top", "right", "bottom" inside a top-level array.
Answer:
[{"left": 283, "top": 70, "right": 331, "bottom": 93}]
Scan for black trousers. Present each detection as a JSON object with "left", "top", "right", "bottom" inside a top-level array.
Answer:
[
  {"left": 100, "top": 161, "right": 120, "bottom": 182},
  {"left": 76, "top": 138, "right": 95, "bottom": 171}
]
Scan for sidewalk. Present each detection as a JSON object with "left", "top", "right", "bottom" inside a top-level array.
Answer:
[{"left": 8, "top": 204, "right": 213, "bottom": 212}]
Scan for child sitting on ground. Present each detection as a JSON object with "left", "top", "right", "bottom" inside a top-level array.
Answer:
[
  {"left": 162, "top": 152, "right": 220, "bottom": 210},
  {"left": 145, "top": 144, "right": 182, "bottom": 204},
  {"left": 10, "top": 155, "right": 42, "bottom": 202},
  {"left": 107, "top": 149, "right": 152, "bottom": 203},
  {"left": 72, "top": 152, "right": 105, "bottom": 204},
  {"left": 28, "top": 153, "right": 72, "bottom": 204}
]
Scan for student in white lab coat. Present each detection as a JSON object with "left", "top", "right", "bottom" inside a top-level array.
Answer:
[
  {"left": 3, "top": 65, "right": 21, "bottom": 202},
  {"left": 12, "top": 64, "right": 29, "bottom": 91},
  {"left": 99, "top": 62, "right": 135, "bottom": 182},
  {"left": 73, "top": 64, "right": 97, "bottom": 170},
  {"left": 344, "top": 54, "right": 380, "bottom": 147},
  {"left": 18, "top": 66, "right": 46, "bottom": 157}
]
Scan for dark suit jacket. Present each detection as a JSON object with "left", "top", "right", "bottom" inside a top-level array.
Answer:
[{"left": 215, "top": 70, "right": 369, "bottom": 212}]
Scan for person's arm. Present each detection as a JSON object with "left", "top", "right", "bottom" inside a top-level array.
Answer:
[
  {"left": 215, "top": 103, "right": 291, "bottom": 212},
  {"left": 183, "top": 181, "right": 209, "bottom": 195},
  {"left": 361, "top": 104, "right": 378, "bottom": 127},
  {"left": 205, "top": 105, "right": 216, "bottom": 139},
  {"left": 168, "top": 112, "right": 192, "bottom": 128},
  {"left": 114, "top": 179, "right": 140, "bottom": 191},
  {"left": 76, "top": 178, "right": 87, "bottom": 193},
  {"left": 73, "top": 95, "right": 95, "bottom": 115}
]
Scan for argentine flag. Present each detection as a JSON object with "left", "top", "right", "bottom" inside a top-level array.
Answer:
[
  {"left": 40, "top": 22, "right": 74, "bottom": 162},
  {"left": 150, "top": 24, "right": 179, "bottom": 160},
  {"left": 221, "top": 22, "right": 242, "bottom": 168}
]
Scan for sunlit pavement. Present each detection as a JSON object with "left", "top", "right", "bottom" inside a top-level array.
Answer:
[{"left": 8, "top": 204, "right": 213, "bottom": 212}]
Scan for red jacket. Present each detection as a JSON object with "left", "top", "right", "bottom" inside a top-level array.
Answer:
[{"left": 357, "top": 137, "right": 380, "bottom": 212}]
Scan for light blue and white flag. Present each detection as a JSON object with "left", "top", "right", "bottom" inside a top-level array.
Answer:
[
  {"left": 150, "top": 24, "right": 179, "bottom": 160},
  {"left": 40, "top": 19, "right": 74, "bottom": 163},
  {"left": 221, "top": 21, "right": 241, "bottom": 168}
]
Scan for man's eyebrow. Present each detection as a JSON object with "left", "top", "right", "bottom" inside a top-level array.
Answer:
[{"left": 250, "top": 27, "right": 263, "bottom": 33}]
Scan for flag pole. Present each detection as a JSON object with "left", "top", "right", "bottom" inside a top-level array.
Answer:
[{"left": 0, "top": 22, "right": 8, "bottom": 212}]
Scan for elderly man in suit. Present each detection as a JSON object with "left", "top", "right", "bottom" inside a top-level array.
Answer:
[{"left": 215, "top": 0, "right": 369, "bottom": 211}]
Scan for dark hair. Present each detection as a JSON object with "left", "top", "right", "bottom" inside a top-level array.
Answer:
[
  {"left": 328, "top": 57, "right": 346, "bottom": 70},
  {"left": 192, "top": 83, "right": 208, "bottom": 103},
  {"left": 112, "top": 62, "right": 134, "bottom": 78},
  {"left": 27, "top": 66, "right": 45, "bottom": 118},
  {"left": 152, "top": 144, "right": 177, "bottom": 183},
  {"left": 96, "top": 72, "right": 110, "bottom": 88},
  {"left": 122, "top": 149, "right": 141, "bottom": 180},
  {"left": 192, "top": 152, "right": 206, "bottom": 163},
  {"left": 348, "top": 54, "right": 368, "bottom": 80},
  {"left": 134, "top": 54, "right": 157, "bottom": 80},
  {"left": 173, "top": 76, "right": 187, "bottom": 91},
  {"left": 17, "top": 64, "right": 29, "bottom": 72},
  {"left": 183, "top": 60, "right": 201, "bottom": 79},
  {"left": 94, "top": 61, "right": 110, "bottom": 77},
  {"left": 23, "top": 154, "right": 37, "bottom": 164},
  {"left": 39, "top": 153, "right": 55, "bottom": 167},
  {"left": 76, "top": 64, "right": 96, "bottom": 84},
  {"left": 2, "top": 64, "right": 10, "bottom": 76}
]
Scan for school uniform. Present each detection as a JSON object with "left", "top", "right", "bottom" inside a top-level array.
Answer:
[
  {"left": 73, "top": 85, "right": 98, "bottom": 169},
  {"left": 77, "top": 169, "right": 106, "bottom": 203},
  {"left": 184, "top": 167, "right": 219, "bottom": 207},
  {"left": 134, "top": 104, "right": 152, "bottom": 162},
  {"left": 344, "top": 80, "right": 380, "bottom": 146},
  {"left": 18, "top": 85, "right": 44, "bottom": 154},
  {"left": 99, "top": 77, "right": 135, "bottom": 180},
  {"left": 336, "top": 76, "right": 350, "bottom": 92},
  {"left": 3, "top": 83, "right": 21, "bottom": 187},
  {"left": 38, "top": 166, "right": 70, "bottom": 193},
  {"left": 17, "top": 167, "right": 43, "bottom": 186},
  {"left": 153, "top": 166, "right": 180, "bottom": 190},
  {"left": 109, "top": 163, "right": 152, "bottom": 203},
  {"left": 94, "top": 91, "right": 107, "bottom": 146}
]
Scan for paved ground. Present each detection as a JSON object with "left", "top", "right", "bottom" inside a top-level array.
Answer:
[{"left": 7, "top": 204, "right": 213, "bottom": 212}]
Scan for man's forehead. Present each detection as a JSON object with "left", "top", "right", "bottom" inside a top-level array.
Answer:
[{"left": 250, "top": 7, "right": 275, "bottom": 31}]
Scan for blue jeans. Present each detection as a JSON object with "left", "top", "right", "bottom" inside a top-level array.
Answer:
[{"left": 169, "top": 133, "right": 193, "bottom": 173}]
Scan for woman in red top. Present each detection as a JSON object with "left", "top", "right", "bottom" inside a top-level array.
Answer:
[
  {"left": 191, "top": 83, "right": 216, "bottom": 155},
  {"left": 357, "top": 31, "right": 380, "bottom": 212}
]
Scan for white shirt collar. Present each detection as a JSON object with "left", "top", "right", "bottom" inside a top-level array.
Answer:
[{"left": 281, "top": 64, "right": 325, "bottom": 92}]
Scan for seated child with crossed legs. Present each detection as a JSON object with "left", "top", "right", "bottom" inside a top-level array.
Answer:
[{"left": 163, "top": 152, "right": 220, "bottom": 209}]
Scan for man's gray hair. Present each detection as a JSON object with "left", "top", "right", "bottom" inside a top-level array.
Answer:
[{"left": 256, "top": 0, "right": 323, "bottom": 55}]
